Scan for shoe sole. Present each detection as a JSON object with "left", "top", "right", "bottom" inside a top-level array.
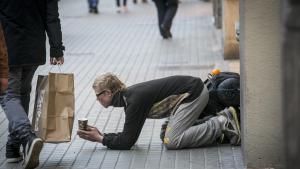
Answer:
[
  {"left": 22, "top": 138, "right": 43, "bottom": 169},
  {"left": 229, "top": 107, "right": 241, "bottom": 144},
  {"left": 6, "top": 156, "right": 23, "bottom": 163}
]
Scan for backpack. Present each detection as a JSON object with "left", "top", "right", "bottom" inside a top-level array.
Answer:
[{"left": 199, "top": 72, "right": 240, "bottom": 118}]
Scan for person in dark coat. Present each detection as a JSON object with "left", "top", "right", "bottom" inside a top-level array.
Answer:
[
  {"left": 152, "top": 0, "right": 179, "bottom": 39},
  {"left": 0, "top": 0, "right": 65, "bottom": 168}
]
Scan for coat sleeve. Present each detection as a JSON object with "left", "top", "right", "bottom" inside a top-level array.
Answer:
[
  {"left": 0, "top": 23, "right": 8, "bottom": 78},
  {"left": 102, "top": 103, "right": 148, "bottom": 150},
  {"left": 46, "top": 0, "right": 65, "bottom": 58}
]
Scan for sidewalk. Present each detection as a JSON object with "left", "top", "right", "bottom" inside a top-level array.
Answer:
[{"left": 0, "top": 0, "right": 243, "bottom": 168}]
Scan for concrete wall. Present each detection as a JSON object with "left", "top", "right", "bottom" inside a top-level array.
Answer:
[
  {"left": 282, "top": 1, "right": 300, "bottom": 169},
  {"left": 240, "top": 0, "right": 284, "bottom": 168}
]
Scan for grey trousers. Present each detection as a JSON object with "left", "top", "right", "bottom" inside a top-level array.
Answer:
[
  {"left": 164, "top": 86, "right": 223, "bottom": 149},
  {"left": 0, "top": 66, "right": 38, "bottom": 144}
]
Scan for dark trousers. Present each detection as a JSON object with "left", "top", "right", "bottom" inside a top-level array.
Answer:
[
  {"left": 116, "top": 0, "right": 127, "bottom": 7},
  {"left": 153, "top": 0, "right": 178, "bottom": 35}
]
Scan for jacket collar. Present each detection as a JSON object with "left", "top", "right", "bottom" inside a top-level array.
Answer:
[{"left": 111, "top": 90, "right": 127, "bottom": 107}]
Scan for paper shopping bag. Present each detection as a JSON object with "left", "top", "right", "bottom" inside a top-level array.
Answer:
[{"left": 32, "top": 72, "right": 75, "bottom": 143}]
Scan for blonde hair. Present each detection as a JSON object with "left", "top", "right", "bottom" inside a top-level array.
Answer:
[{"left": 93, "top": 73, "right": 126, "bottom": 95}]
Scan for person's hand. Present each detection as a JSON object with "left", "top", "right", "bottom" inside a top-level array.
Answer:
[
  {"left": 77, "top": 125, "right": 103, "bottom": 143},
  {"left": 50, "top": 57, "right": 64, "bottom": 65},
  {"left": 0, "top": 78, "right": 8, "bottom": 94}
]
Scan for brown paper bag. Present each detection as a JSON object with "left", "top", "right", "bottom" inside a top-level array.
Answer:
[{"left": 32, "top": 72, "right": 75, "bottom": 143}]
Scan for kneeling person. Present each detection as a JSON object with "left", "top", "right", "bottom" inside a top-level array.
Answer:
[{"left": 77, "top": 73, "right": 240, "bottom": 150}]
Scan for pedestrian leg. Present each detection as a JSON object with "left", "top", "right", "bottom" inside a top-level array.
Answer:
[
  {"left": 92, "top": 0, "right": 99, "bottom": 13},
  {"left": 123, "top": 0, "right": 128, "bottom": 12},
  {"left": 116, "top": 0, "right": 121, "bottom": 13},
  {"left": 20, "top": 66, "right": 38, "bottom": 115},
  {"left": 0, "top": 66, "right": 38, "bottom": 162},
  {"left": 1, "top": 66, "right": 37, "bottom": 142},
  {"left": 163, "top": 3, "right": 178, "bottom": 29},
  {"left": 161, "top": 0, "right": 178, "bottom": 37},
  {"left": 153, "top": 0, "right": 167, "bottom": 37},
  {"left": 88, "top": 0, "right": 93, "bottom": 13}
]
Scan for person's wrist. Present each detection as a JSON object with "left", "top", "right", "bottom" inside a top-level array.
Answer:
[{"left": 98, "top": 135, "right": 103, "bottom": 143}]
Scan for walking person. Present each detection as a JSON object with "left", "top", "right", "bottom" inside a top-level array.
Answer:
[
  {"left": 0, "top": 0, "right": 65, "bottom": 168},
  {"left": 152, "top": 0, "right": 179, "bottom": 39},
  {"left": 116, "top": 0, "right": 128, "bottom": 13},
  {"left": 88, "top": 0, "right": 99, "bottom": 14},
  {"left": 77, "top": 73, "right": 241, "bottom": 150}
]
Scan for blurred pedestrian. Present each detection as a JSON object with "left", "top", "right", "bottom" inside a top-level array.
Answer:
[
  {"left": 88, "top": 0, "right": 99, "bottom": 14},
  {"left": 0, "top": 0, "right": 65, "bottom": 168},
  {"left": 0, "top": 22, "right": 8, "bottom": 95},
  {"left": 116, "top": 0, "right": 128, "bottom": 13},
  {"left": 153, "top": 0, "right": 179, "bottom": 39}
]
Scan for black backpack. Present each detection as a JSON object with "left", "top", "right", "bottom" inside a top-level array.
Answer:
[{"left": 199, "top": 72, "right": 240, "bottom": 119}]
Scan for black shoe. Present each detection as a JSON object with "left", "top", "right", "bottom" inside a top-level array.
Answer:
[
  {"left": 89, "top": 8, "right": 93, "bottom": 13},
  {"left": 133, "top": 0, "right": 137, "bottom": 4},
  {"left": 22, "top": 134, "right": 43, "bottom": 169},
  {"left": 6, "top": 142, "right": 23, "bottom": 163},
  {"left": 93, "top": 7, "right": 99, "bottom": 14},
  {"left": 159, "top": 28, "right": 169, "bottom": 39},
  {"left": 160, "top": 24, "right": 172, "bottom": 39}
]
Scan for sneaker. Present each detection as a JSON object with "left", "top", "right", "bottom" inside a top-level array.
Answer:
[
  {"left": 22, "top": 134, "right": 43, "bottom": 169},
  {"left": 6, "top": 142, "right": 23, "bottom": 163},
  {"left": 218, "top": 107, "right": 241, "bottom": 145}
]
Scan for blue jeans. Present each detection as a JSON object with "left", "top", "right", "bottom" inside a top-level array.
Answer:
[
  {"left": 88, "top": 0, "right": 99, "bottom": 8},
  {"left": 0, "top": 66, "right": 38, "bottom": 144}
]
